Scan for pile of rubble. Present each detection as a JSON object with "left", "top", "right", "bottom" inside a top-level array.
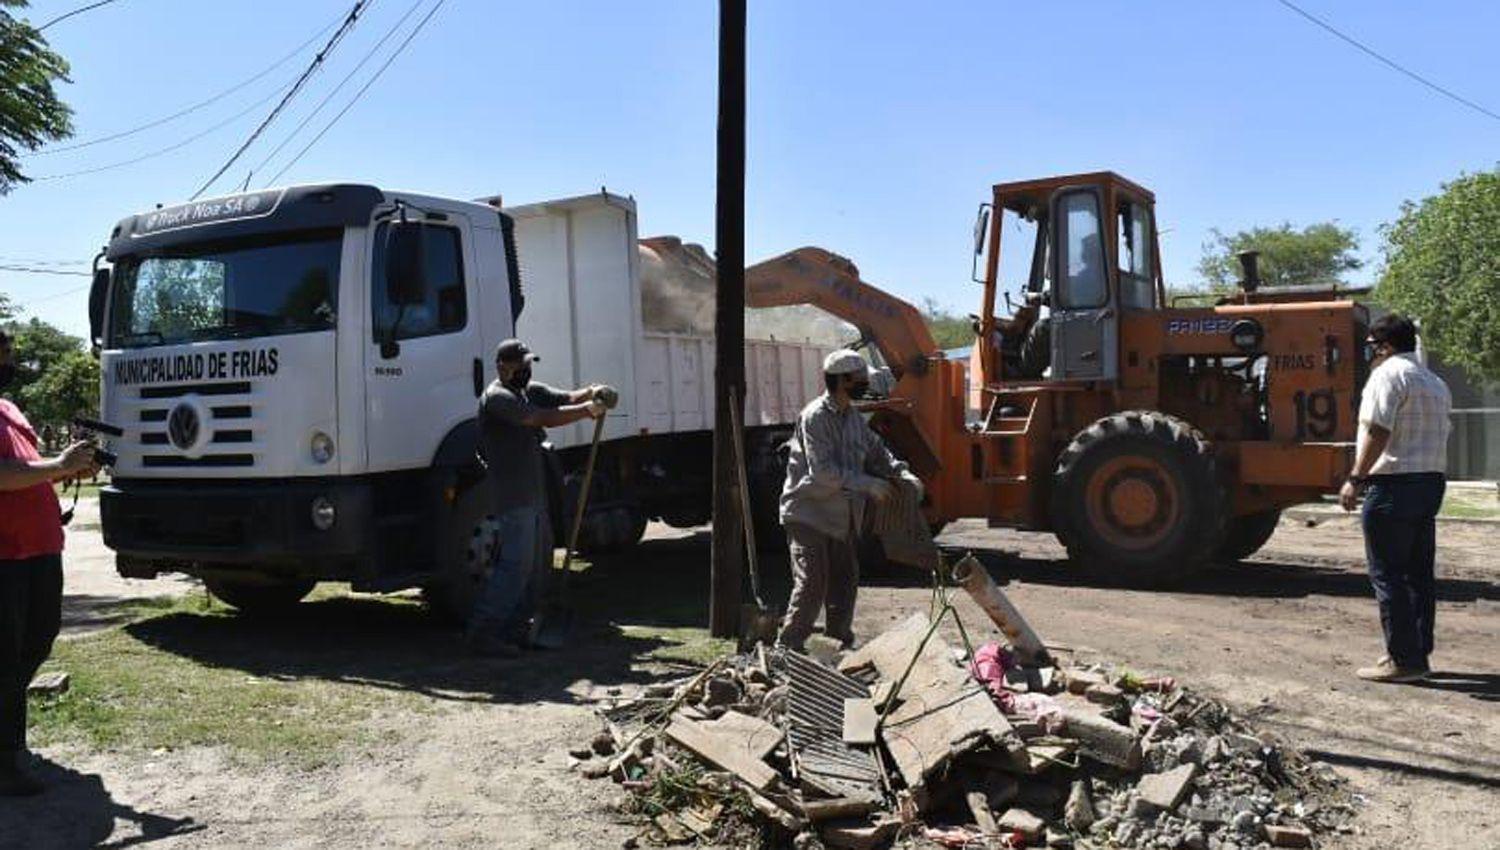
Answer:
[{"left": 572, "top": 558, "right": 1354, "bottom": 849}]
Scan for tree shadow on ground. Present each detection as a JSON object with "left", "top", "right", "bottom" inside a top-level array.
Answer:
[
  {"left": 0, "top": 756, "right": 201, "bottom": 849},
  {"left": 121, "top": 532, "right": 741, "bottom": 708}
]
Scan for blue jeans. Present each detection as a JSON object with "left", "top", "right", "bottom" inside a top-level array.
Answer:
[
  {"left": 1361, "top": 472, "right": 1445, "bottom": 669},
  {"left": 467, "top": 506, "right": 553, "bottom": 645}
]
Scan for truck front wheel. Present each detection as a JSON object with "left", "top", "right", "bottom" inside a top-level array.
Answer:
[
  {"left": 423, "top": 484, "right": 499, "bottom": 625},
  {"left": 1215, "top": 510, "right": 1282, "bottom": 562},
  {"left": 205, "top": 577, "right": 316, "bottom": 614}
]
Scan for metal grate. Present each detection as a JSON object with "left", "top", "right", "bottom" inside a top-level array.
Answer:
[{"left": 785, "top": 651, "right": 884, "bottom": 803}]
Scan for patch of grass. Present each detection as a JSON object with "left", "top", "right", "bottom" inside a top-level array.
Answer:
[
  {"left": 618, "top": 625, "right": 735, "bottom": 667},
  {"left": 28, "top": 591, "right": 423, "bottom": 768},
  {"left": 1440, "top": 488, "right": 1500, "bottom": 520}
]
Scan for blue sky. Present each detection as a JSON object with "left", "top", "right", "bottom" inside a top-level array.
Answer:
[{"left": 4, "top": 0, "right": 1499, "bottom": 339}]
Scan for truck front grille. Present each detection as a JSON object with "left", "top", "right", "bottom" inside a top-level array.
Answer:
[{"left": 133, "top": 381, "right": 259, "bottom": 468}]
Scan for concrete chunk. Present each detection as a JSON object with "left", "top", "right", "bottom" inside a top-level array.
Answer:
[
  {"left": 996, "top": 807, "right": 1046, "bottom": 841},
  {"left": 27, "top": 671, "right": 68, "bottom": 695},
  {"left": 1265, "top": 824, "right": 1314, "bottom": 847},
  {"left": 1136, "top": 763, "right": 1198, "bottom": 811}
]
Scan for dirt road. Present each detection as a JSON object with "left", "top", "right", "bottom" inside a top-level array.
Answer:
[{"left": 6, "top": 508, "right": 1497, "bottom": 849}]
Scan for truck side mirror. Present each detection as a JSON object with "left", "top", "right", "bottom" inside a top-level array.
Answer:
[
  {"left": 88, "top": 266, "right": 110, "bottom": 352},
  {"left": 384, "top": 221, "right": 427, "bottom": 306}
]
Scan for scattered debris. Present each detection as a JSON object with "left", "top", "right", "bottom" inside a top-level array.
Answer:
[
  {"left": 575, "top": 569, "right": 1355, "bottom": 849},
  {"left": 27, "top": 671, "right": 69, "bottom": 696}
]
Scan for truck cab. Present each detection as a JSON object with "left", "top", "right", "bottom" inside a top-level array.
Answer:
[{"left": 92, "top": 184, "right": 523, "bottom": 612}]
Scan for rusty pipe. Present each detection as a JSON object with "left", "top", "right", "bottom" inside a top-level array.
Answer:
[{"left": 951, "top": 554, "right": 1050, "bottom": 666}]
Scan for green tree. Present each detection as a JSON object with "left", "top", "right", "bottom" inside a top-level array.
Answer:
[
  {"left": 1197, "top": 222, "right": 1362, "bottom": 290},
  {"left": 1377, "top": 168, "right": 1500, "bottom": 381},
  {"left": 1, "top": 316, "right": 96, "bottom": 431},
  {"left": 0, "top": 0, "right": 74, "bottom": 192},
  {"left": 920, "top": 297, "right": 973, "bottom": 350}
]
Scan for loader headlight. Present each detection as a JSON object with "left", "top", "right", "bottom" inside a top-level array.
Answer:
[
  {"left": 311, "top": 431, "right": 336, "bottom": 464},
  {"left": 310, "top": 496, "right": 337, "bottom": 531}
]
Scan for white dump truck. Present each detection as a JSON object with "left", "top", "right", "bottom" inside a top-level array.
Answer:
[{"left": 89, "top": 185, "right": 835, "bottom": 615}]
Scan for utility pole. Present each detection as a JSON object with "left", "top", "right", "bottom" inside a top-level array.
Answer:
[{"left": 709, "top": 0, "right": 747, "bottom": 638}]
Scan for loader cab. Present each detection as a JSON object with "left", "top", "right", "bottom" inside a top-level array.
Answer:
[{"left": 976, "top": 172, "right": 1162, "bottom": 385}]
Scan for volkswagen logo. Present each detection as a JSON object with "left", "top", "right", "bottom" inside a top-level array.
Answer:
[{"left": 167, "top": 402, "right": 201, "bottom": 451}]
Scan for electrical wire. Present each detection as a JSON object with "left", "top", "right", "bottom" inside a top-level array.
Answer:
[
  {"left": 15, "top": 284, "right": 92, "bottom": 305},
  {"left": 35, "top": 0, "right": 120, "bottom": 31},
  {"left": 31, "top": 74, "right": 301, "bottom": 180},
  {"left": 190, "top": 0, "right": 374, "bottom": 200},
  {"left": 26, "top": 11, "right": 344, "bottom": 157},
  {"left": 267, "top": 0, "right": 447, "bottom": 187},
  {"left": 0, "top": 256, "right": 88, "bottom": 267},
  {"left": 0, "top": 265, "right": 90, "bottom": 277},
  {"left": 248, "top": 0, "right": 426, "bottom": 183},
  {"left": 1274, "top": 0, "right": 1500, "bottom": 124}
]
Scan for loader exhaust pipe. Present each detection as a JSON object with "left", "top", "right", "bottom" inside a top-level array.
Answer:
[{"left": 1237, "top": 250, "right": 1262, "bottom": 293}]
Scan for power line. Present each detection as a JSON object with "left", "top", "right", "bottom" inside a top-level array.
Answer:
[
  {"left": 269, "top": 0, "right": 448, "bottom": 186},
  {"left": 35, "top": 0, "right": 121, "bottom": 31},
  {"left": 0, "top": 257, "right": 88, "bottom": 267},
  {"left": 190, "top": 0, "right": 374, "bottom": 200},
  {"left": 26, "top": 11, "right": 344, "bottom": 157},
  {"left": 1274, "top": 0, "right": 1500, "bottom": 124},
  {"left": 16, "top": 284, "right": 92, "bottom": 306},
  {"left": 32, "top": 75, "right": 301, "bottom": 180},
  {"left": 249, "top": 0, "right": 426, "bottom": 183},
  {"left": 0, "top": 265, "right": 90, "bottom": 277}
]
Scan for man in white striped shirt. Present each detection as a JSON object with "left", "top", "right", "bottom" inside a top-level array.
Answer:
[{"left": 1340, "top": 314, "right": 1451, "bottom": 683}]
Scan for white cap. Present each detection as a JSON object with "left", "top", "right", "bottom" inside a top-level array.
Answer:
[{"left": 822, "top": 349, "right": 869, "bottom": 376}]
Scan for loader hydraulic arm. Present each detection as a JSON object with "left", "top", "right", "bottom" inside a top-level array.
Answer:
[{"left": 744, "top": 247, "right": 939, "bottom": 384}]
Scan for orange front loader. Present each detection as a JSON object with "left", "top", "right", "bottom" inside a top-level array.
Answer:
[{"left": 748, "top": 172, "right": 1369, "bottom": 582}]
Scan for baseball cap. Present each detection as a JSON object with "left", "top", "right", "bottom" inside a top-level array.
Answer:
[
  {"left": 495, "top": 339, "right": 540, "bottom": 364},
  {"left": 822, "top": 349, "right": 869, "bottom": 376}
]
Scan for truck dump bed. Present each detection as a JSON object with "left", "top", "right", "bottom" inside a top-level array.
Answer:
[{"left": 503, "top": 192, "right": 834, "bottom": 449}]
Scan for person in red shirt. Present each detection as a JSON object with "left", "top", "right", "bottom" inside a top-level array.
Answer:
[{"left": 0, "top": 328, "right": 98, "bottom": 795}]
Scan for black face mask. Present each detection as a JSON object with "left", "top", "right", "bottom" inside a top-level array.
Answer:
[
  {"left": 0, "top": 363, "right": 14, "bottom": 392},
  {"left": 848, "top": 380, "right": 870, "bottom": 399},
  {"left": 505, "top": 365, "right": 532, "bottom": 389}
]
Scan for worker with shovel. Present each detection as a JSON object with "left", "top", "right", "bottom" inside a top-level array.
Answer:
[
  {"left": 777, "top": 349, "right": 920, "bottom": 651},
  {"left": 467, "top": 339, "right": 612, "bottom": 658}
]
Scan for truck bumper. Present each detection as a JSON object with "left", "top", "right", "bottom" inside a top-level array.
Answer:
[{"left": 100, "top": 478, "right": 372, "bottom": 573}]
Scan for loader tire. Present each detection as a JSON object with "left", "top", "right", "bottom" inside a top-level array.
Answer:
[
  {"left": 423, "top": 484, "right": 499, "bottom": 625},
  {"left": 205, "top": 577, "right": 315, "bottom": 615},
  {"left": 1215, "top": 510, "right": 1282, "bottom": 562},
  {"left": 1051, "top": 411, "right": 1224, "bottom": 585}
]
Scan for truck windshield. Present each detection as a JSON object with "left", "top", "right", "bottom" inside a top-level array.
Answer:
[{"left": 109, "top": 229, "right": 342, "bottom": 348}]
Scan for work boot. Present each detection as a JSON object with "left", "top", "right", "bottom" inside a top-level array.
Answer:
[
  {"left": 0, "top": 758, "right": 43, "bottom": 797},
  {"left": 1355, "top": 656, "right": 1427, "bottom": 683}
]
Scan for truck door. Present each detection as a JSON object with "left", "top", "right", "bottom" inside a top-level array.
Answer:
[
  {"left": 1049, "top": 188, "right": 1118, "bottom": 382},
  {"left": 364, "top": 211, "right": 484, "bottom": 472}
]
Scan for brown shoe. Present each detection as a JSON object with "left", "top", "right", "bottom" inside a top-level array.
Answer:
[{"left": 1355, "top": 656, "right": 1427, "bottom": 683}]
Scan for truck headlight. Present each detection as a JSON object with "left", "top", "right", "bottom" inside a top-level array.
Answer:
[
  {"left": 311, "top": 431, "right": 336, "bottom": 464},
  {"left": 311, "top": 496, "right": 337, "bottom": 531}
]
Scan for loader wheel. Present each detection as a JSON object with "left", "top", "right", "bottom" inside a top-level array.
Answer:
[
  {"left": 204, "top": 577, "right": 316, "bottom": 615},
  {"left": 1215, "top": 510, "right": 1282, "bottom": 562},
  {"left": 423, "top": 485, "right": 500, "bottom": 624},
  {"left": 1051, "top": 411, "right": 1224, "bottom": 585}
]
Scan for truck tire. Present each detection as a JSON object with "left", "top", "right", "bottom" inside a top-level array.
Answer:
[
  {"left": 205, "top": 577, "right": 316, "bottom": 614},
  {"left": 1215, "top": 510, "right": 1281, "bottom": 562},
  {"left": 1050, "top": 411, "right": 1224, "bottom": 585},
  {"left": 423, "top": 485, "right": 499, "bottom": 624}
]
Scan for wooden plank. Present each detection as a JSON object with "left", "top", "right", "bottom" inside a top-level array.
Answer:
[
  {"left": 841, "top": 698, "right": 878, "bottom": 746},
  {"left": 706, "top": 710, "right": 783, "bottom": 761},
  {"left": 665, "top": 715, "right": 778, "bottom": 791},
  {"left": 966, "top": 790, "right": 999, "bottom": 835}
]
